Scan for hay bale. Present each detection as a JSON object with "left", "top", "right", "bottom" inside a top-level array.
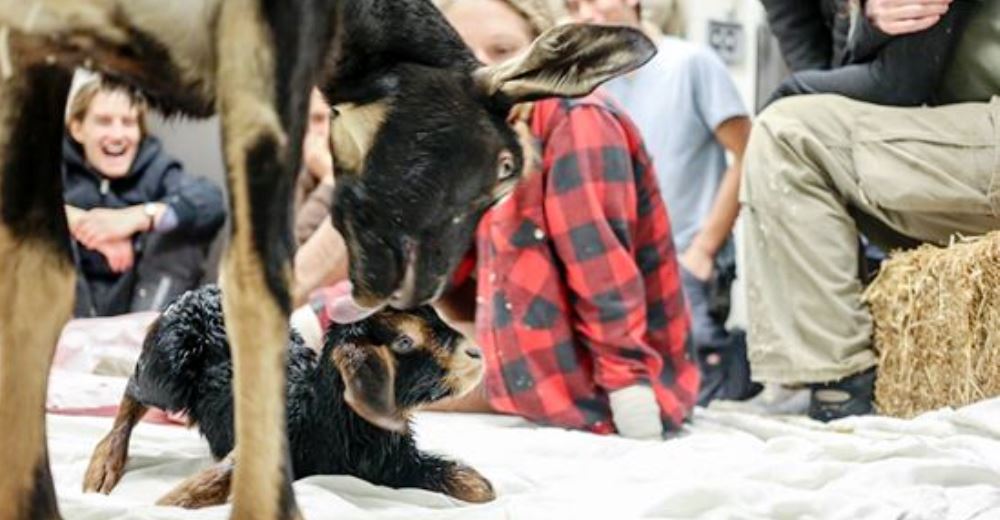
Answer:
[{"left": 863, "top": 232, "right": 1000, "bottom": 418}]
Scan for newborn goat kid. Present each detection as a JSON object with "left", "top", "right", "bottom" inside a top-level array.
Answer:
[{"left": 84, "top": 286, "right": 492, "bottom": 508}]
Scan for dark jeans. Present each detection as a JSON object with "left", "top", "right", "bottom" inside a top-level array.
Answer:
[
  {"left": 73, "top": 231, "right": 213, "bottom": 317},
  {"left": 680, "top": 246, "right": 760, "bottom": 406},
  {"left": 765, "top": 0, "right": 979, "bottom": 108}
]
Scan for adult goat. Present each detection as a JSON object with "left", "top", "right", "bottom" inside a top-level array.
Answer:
[{"left": 0, "top": 1, "right": 654, "bottom": 518}]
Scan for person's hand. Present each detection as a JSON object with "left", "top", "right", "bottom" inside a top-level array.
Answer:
[
  {"left": 679, "top": 244, "right": 714, "bottom": 282},
  {"left": 609, "top": 385, "right": 663, "bottom": 440},
  {"left": 866, "top": 0, "right": 951, "bottom": 35},
  {"left": 92, "top": 238, "right": 135, "bottom": 273},
  {"left": 303, "top": 132, "right": 334, "bottom": 182},
  {"left": 72, "top": 207, "right": 147, "bottom": 247}
]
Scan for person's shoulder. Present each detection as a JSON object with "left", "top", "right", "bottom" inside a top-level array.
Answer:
[
  {"left": 657, "top": 35, "right": 699, "bottom": 54},
  {"left": 135, "top": 136, "right": 182, "bottom": 173},
  {"left": 655, "top": 36, "right": 706, "bottom": 64},
  {"left": 127, "top": 136, "right": 191, "bottom": 194},
  {"left": 658, "top": 37, "right": 728, "bottom": 72},
  {"left": 532, "top": 94, "right": 641, "bottom": 152},
  {"left": 536, "top": 92, "right": 624, "bottom": 118},
  {"left": 535, "top": 94, "right": 628, "bottom": 131}
]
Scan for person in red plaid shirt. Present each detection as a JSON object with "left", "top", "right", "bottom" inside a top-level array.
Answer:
[
  {"left": 431, "top": 0, "right": 700, "bottom": 439},
  {"left": 294, "top": 0, "right": 699, "bottom": 439}
]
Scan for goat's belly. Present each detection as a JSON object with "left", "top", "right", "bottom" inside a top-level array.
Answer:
[{"left": 5, "top": 0, "right": 220, "bottom": 117}]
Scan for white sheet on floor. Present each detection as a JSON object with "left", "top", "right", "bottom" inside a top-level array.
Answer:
[{"left": 50, "top": 396, "right": 1000, "bottom": 520}]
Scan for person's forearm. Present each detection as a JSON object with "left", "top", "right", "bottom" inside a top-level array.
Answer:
[
  {"left": 688, "top": 161, "right": 741, "bottom": 257},
  {"left": 130, "top": 202, "right": 167, "bottom": 233},
  {"left": 293, "top": 218, "right": 349, "bottom": 307},
  {"left": 690, "top": 116, "right": 750, "bottom": 257},
  {"left": 64, "top": 205, "right": 85, "bottom": 228}
]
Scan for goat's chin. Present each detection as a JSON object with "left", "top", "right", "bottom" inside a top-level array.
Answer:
[
  {"left": 353, "top": 405, "right": 410, "bottom": 433},
  {"left": 447, "top": 364, "right": 485, "bottom": 398}
]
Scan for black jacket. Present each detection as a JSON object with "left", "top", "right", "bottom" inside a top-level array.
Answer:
[
  {"left": 761, "top": 0, "right": 979, "bottom": 106},
  {"left": 760, "top": 0, "right": 903, "bottom": 71},
  {"left": 63, "top": 135, "right": 226, "bottom": 315},
  {"left": 760, "top": 0, "right": 851, "bottom": 72},
  {"left": 63, "top": 135, "right": 225, "bottom": 240}
]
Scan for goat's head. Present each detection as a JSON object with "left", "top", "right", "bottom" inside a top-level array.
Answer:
[
  {"left": 325, "top": 23, "right": 655, "bottom": 315},
  {"left": 327, "top": 305, "right": 481, "bottom": 431}
]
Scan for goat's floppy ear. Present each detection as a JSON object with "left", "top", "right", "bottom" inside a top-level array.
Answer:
[
  {"left": 474, "top": 23, "right": 656, "bottom": 103},
  {"left": 332, "top": 343, "right": 406, "bottom": 432}
]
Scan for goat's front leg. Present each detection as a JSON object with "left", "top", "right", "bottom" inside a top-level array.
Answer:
[
  {"left": 83, "top": 393, "right": 148, "bottom": 494},
  {"left": 214, "top": 1, "right": 326, "bottom": 518},
  {"left": 0, "top": 65, "right": 75, "bottom": 520},
  {"left": 157, "top": 452, "right": 235, "bottom": 509}
]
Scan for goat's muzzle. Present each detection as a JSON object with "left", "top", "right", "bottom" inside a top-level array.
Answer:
[{"left": 388, "top": 237, "right": 419, "bottom": 309}]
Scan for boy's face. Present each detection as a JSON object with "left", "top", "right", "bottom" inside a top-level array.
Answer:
[{"left": 70, "top": 91, "right": 142, "bottom": 179}]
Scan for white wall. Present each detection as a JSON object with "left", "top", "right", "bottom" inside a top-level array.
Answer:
[{"left": 678, "top": 0, "right": 767, "bottom": 111}]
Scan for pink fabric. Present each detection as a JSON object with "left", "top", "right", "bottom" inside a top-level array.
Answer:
[
  {"left": 47, "top": 312, "right": 186, "bottom": 425},
  {"left": 53, "top": 312, "right": 158, "bottom": 372}
]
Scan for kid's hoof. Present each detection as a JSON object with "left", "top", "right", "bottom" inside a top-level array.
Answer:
[
  {"left": 82, "top": 434, "right": 128, "bottom": 494},
  {"left": 443, "top": 464, "right": 496, "bottom": 503}
]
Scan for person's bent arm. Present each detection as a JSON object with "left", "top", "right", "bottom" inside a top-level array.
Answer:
[
  {"left": 71, "top": 204, "right": 167, "bottom": 248},
  {"left": 681, "top": 116, "right": 750, "bottom": 281}
]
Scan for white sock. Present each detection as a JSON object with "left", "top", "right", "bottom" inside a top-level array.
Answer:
[{"left": 609, "top": 385, "right": 663, "bottom": 440}]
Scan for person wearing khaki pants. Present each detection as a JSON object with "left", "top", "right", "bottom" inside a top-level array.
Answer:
[{"left": 741, "top": 93, "right": 1000, "bottom": 420}]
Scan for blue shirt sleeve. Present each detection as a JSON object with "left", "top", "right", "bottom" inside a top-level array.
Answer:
[{"left": 689, "top": 47, "right": 748, "bottom": 133}]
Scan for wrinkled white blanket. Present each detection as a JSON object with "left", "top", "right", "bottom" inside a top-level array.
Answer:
[
  {"left": 49, "top": 398, "right": 1000, "bottom": 520},
  {"left": 45, "top": 315, "right": 1000, "bottom": 520}
]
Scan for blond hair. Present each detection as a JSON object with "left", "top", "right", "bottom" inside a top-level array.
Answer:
[
  {"left": 67, "top": 79, "right": 149, "bottom": 137},
  {"left": 437, "top": 0, "right": 559, "bottom": 37}
]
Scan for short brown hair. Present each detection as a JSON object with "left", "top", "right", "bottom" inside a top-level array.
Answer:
[{"left": 67, "top": 79, "right": 149, "bottom": 137}]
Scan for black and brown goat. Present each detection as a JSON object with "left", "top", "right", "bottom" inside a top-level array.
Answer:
[
  {"left": 0, "top": 0, "right": 655, "bottom": 518},
  {"left": 83, "top": 285, "right": 493, "bottom": 508}
]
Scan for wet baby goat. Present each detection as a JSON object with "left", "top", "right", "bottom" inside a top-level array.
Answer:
[{"left": 83, "top": 285, "right": 493, "bottom": 508}]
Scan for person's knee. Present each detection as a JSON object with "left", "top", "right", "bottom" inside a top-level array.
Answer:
[
  {"left": 745, "top": 95, "right": 849, "bottom": 205},
  {"left": 756, "top": 94, "right": 848, "bottom": 135}
]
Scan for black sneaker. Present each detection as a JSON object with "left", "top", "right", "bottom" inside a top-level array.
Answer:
[
  {"left": 697, "top": 331, "right": 763, "bottom": 406},
  {"left": 807, "top": 367, "right": 877, "bottom": 422}
]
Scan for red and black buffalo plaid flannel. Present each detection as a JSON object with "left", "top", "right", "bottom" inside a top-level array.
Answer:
[{"left": 467, "top": 95, "right": 699, "bottom": 433}]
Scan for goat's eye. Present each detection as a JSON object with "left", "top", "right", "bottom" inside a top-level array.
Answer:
[
  {"left": 391, "top": 335, "right": 416, "bottom": 354},
  {"left": 497, "top": 151, "right": 516, "bottom": 181}
]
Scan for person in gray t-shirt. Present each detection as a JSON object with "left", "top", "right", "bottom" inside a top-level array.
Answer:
[{"left": 566, "top": 0, "right": 757, "bottom": 405}]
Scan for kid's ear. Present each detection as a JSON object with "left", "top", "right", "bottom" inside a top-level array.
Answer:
[{"left": 332, "top": 342, "right": 406, "bottom": 432}]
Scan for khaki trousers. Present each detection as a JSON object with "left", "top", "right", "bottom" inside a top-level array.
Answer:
[{"left": 741, "top": 94, "right": 1000, "bottom": 384}]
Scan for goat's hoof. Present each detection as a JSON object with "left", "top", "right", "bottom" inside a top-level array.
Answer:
[
  {"left": 82, "top": 435, "right": 127, "bottom": 494},
  {"left": 443, "top": 464, "right": 496, "bottom": 503}
]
